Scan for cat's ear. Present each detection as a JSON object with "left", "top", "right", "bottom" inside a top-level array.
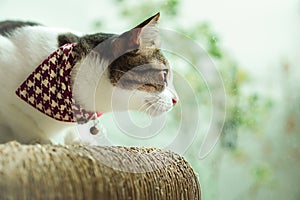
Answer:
[
  {"left": 133, "top": 12, "right": 160, "bottom": 49},
  {"left": 111, "top": 13, "right": 160, "bottom": 57}
]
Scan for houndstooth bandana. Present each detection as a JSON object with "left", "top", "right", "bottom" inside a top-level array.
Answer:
[{"left": 15, "top": 43, "right": 102, "bottom": 124}]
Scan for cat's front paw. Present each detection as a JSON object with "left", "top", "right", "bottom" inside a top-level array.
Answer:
[{"left": 64, "top": 131, "right": 81, "bottom": 145}]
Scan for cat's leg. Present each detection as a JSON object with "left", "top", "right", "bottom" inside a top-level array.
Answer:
[{"left": 64, "top": 127, "right": 82, "bottom": 145}]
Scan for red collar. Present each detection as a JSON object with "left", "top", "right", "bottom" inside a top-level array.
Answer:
[{"left": 16, "top": 43, "right": 102, "bottom": 124}]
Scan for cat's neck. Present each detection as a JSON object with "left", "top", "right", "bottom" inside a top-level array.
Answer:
[{"left": 71, "top": 48, "right": 114, "bottom": 113}]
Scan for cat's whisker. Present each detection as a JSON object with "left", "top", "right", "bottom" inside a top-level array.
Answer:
[
  {"left": 145, "top": 103, "right": 155, "bottom": 113},
  {"left": 137, "top": 101, "right": 152, "bottom": 112},
  {"left": 155, "top": 97, "right": 173, "bottom": 107},
  {"left": 145, "top": 101, "right": 159, "bottom": 115},
  {"left": 151, "top": 103, "right": 163, "bottom": 116},
  {"left": 145, "top": 97, "right": 160, "bottom": 104},
  {"left": 142, "top": 96, "right": 173, "bottom": 116},
  {"left": 137, "top": 98, "right": 158, "bottom": 112},
  {"left": 150, "top": 105, "right": 158, "bottom": 116},
  {"left": 153, "top": 99, "right": 167, "bottom": 107}
]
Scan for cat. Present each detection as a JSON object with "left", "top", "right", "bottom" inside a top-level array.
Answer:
[{"left": 0, "top": 13, "right": 178, "bottom": 144}]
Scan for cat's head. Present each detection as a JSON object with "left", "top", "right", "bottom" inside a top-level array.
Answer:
[{"left": 74, "top": 13, "right": 178, "bottom": 116}]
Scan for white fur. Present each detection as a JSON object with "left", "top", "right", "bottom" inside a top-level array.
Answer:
[
  {"left": 0, "top": 25, "right": 178, "bottom": 144},
  {"left": 0, "top": 26, "right": 79, "bottom": 144}
]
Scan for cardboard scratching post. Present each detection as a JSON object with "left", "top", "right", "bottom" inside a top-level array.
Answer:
[{"left": 0, "top": 142, "right": 200, "bottom": 199}]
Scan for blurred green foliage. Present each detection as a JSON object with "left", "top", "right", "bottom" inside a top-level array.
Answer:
[{"left": 181, "top": 23, "right": 223, "bottom": 58}]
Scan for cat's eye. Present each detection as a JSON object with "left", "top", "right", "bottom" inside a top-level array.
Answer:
[{"left": 162, "top": 69, "right": 168, "bottom": 82}]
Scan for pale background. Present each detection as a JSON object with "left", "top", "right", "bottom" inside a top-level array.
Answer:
[{"left": 1, "top": 0, "right": 299, "bottom": 199}]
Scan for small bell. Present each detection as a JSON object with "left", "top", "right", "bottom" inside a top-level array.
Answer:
[
  {"left": 90, "top": 126, "right": 99, "bottom": 135},
  {"left": 89, "top": 112, "right": 100, "bottom": 135}
]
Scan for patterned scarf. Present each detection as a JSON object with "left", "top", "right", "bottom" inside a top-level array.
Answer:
[{"left": 15, "top": 43, "right": 102, "bottom": 124}]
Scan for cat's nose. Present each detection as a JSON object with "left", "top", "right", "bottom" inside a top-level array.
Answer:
[{"left": 172, "top": 98, "right": 178, "bottom": 106}]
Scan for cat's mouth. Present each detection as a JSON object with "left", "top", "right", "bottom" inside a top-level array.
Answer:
[{"left": 142, "top": 96, "right": 176, "bottom": 117}]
